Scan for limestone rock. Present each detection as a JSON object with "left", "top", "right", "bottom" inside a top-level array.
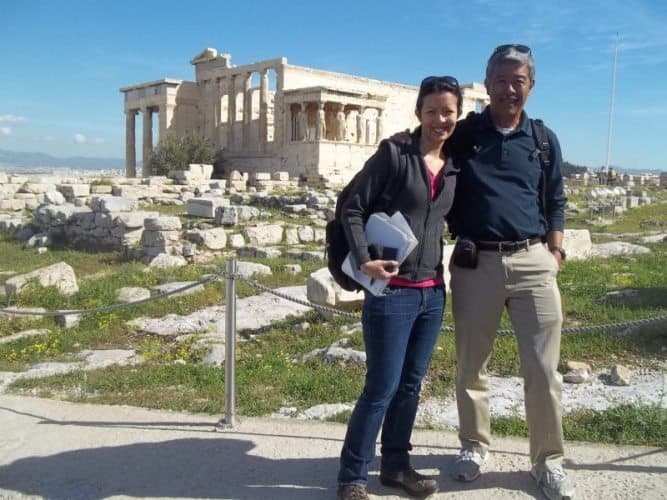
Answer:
[
  {"left": 5, "top": 262, "right": 79, "bottom": 296},
  {"left": 566, "top": 360, "right": 592, "bottom": 372},
  {"left": 236, "top": 261, "right": 272, "bottom": 279},
  {"left": 242, "top": 224, "right": 284, "bottom": 245},
  {"left": 563, "top": 368, "right": 592, "bottom": 384},
  {"left": 147, "top": 253, "right": 188, "bottom": 269},
  {"left": 609, "top": 364, "right": 632, "bottom": 386},
  {"left": 116, "top": 287, "right": 151, "bottom": 303},
  {"left": 591, "top": 242, "right": 651, "bottom": 258},
  {"left": 306, "top": 267, "right": 363, "bottom": 319},
  {"left": 563, "top": 229, "right": 592, "bottom": 260}
]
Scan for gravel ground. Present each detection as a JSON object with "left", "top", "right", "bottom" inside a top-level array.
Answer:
[{"left": 0, "top": 394, "right": 665, "bottom": 499}]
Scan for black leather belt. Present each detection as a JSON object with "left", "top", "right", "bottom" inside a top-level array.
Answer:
[{"left": 475, "top": 237, "right": 542, "bottom": 253}]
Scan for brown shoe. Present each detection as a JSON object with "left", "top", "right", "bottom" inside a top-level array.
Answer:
[
  {"left": 380, "top": 467, "right": 439, "bottom": 498},
  {"left": 337, "top": 483, "right": 370, "bottom": 500}
]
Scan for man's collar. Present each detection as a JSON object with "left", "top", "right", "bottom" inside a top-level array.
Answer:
[{"left": 480, "top": 108, "right": 532, "bottom": 135}]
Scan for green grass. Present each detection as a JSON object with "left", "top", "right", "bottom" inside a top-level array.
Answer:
[
  {"left": 1, "top": 197, "right": 666, "bottom": 447},
  {"left": 492, "top": 404, "right": 667, "bottom": 447}
]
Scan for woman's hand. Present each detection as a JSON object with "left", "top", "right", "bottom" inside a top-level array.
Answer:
[
  {"left": 390, "top": 129, "right": 412, "bottom": 144},
  {"left": 361, "top": 260, "right": 400, "bottom": 281}
]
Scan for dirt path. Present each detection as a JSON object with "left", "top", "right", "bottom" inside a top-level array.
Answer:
[{"left": 0, "top": 394, "right": 664, "bottom": 499}]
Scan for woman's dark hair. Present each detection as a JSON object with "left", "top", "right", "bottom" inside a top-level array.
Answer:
[{"left": 416, "top": 75, "right": 462, "bottom": 116}]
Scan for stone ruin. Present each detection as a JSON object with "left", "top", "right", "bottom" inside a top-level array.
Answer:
[{"left": 121, "top": 48, "right": 490, "bottom": 187}]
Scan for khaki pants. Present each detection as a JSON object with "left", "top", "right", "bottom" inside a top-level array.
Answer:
[{"left": 450, "top": 242, "right": 564, "bottom": 467}]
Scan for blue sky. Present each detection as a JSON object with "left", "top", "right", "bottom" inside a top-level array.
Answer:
[{"left": 1, "top": 0, "right": 665, "bottom": 171}]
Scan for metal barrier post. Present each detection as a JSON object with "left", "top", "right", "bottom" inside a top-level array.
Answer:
[{"left": 216, "top": 258, "right": 237, "bottom": 430}]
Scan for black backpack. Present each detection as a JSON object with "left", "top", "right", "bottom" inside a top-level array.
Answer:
[{"left": 325, "top": 141, "right": 404, "bottom": 291}]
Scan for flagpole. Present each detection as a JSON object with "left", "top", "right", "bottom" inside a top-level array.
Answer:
[{"left": 605, "top": 32, "right": 619, "bottom": 171}]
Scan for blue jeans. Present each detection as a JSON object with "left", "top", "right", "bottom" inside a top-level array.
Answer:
[{"left": 338, "top": 285, "right": 445, "bottom": 485}]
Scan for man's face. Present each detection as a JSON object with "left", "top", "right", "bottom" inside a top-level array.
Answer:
[{"left": 485, "top": 61, "right": 534, "bottom": 120}]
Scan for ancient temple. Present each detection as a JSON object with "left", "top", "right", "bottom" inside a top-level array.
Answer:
[{"left": 121, "top": 48, "right": 489, "bottom": 185}]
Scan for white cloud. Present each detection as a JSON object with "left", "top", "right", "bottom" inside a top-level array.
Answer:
[
  {"left": 43, "top": 135, "right": 55, "bottom": 141},
  {"left": 94, "top": 137, "right": 105, "bottom": 144},
  {"left": 0, "top": 127, "right": 11, "bottom": 135},
  {"left": 0, "top": 115, "right": 26, "bottom": 123},
  {"left": 74, "top": 133, "right": 87, "bottom": 144}
]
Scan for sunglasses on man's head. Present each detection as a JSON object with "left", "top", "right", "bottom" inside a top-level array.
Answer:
[
  {"left": 420, "top": 75, "right": 459, "bottom": 89},
  {"left": 492, "top": 44, "right": 532, "bottom": 56}
]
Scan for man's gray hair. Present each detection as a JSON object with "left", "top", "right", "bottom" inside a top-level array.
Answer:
[{"left": 486, "top": 46, "right": 535, "bottom": 82}]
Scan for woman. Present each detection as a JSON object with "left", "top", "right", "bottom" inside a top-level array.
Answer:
[{"left": 337, "top": 76, "right": 462, "bottom": 500}]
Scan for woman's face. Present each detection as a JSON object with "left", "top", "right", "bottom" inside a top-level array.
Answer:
[{"left": 416, "top": 91, "right": 459, "bottom": 144}]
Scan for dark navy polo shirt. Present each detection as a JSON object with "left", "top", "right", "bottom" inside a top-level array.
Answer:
[{"left": 447, "top": 108, "right": 566, "bottom": 241}]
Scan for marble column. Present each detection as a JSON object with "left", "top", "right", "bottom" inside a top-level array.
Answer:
[
  {"left": 142, "top": 107, "right": 153, "bottom": 177},
  {"left": 316, "top": 103, "right": 326, "bottom": 141},
  {"left": 356, "top": 107, "right": 366, "bottom": 144},
  {"left": 299, "top": 102, "right": 308, "bottom": 141},
  {"left": 227, "top": 75, "right": 237, "bottom": 150},
  {"left": 335, "top": 103, "right": 346, "bottom": 141},
  {"left": 125, "top": 109, "right": 137, "bottom": 177},
  {"left": 376, "top": 108, "right": 384, "bottom": 144},
  {"left": 242, "top": 72, "right": 252, "bottom": 148},
  {"left": 210, "top": 79, "right": 221, "bottom": 145},
  {"left": 260, "top": 69, "right": 269, "bottom": 151}
]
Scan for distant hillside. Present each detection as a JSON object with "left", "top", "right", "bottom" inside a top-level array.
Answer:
[{"left": 0, "top": 148, "right": 129, "bottom": 171}]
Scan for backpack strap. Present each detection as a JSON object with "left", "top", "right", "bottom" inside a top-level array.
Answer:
[
  {"left": 531, "top": 118, "right": 551, "bottom": 170},
  {"left": 377, "top": 140, "right": 406, "bottom": 209},
  {"left": 531, "top": 118, "right": 551, "bottom": 218}
]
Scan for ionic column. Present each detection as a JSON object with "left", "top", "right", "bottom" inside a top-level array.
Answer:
[
  {"left": 316, "top": 103, "right": 326, "bottom": 141},
  {"left": 125, "top": 109, "right": 138, "bottom": 177},
  {"left": 335, "top": 103, "right": 346, "bottom": 141},
  {"left": 260, "top": 69, "right": 269, "bottom": 151},
  {"left": 242, "top": 72, "right": 252, "bottom": 148},
  {"left": 215, "top": 78, "right": 223, "bottom": 148},
  {"left": 298, "top": 102, "right": 308, "bottom": 141},
  {"left": 376, "top": 108, "right": 385, "bottom": 144},
  {"left": 206, "top": 79, "right": 217, "bottom": 143},
  {"left": 274, "top": 66, "right": 286, "bottom": 147},
  {"left": 227, "top": 75, "right": 237, "bottom": 150},
  {"left": 365, "top": 110, "right": 373, "bottom": 145},
  {"left": 356, "top": 107, "right": 366, "bottom": 144},
  {"left": 142, "top": 107, "right": 153, "bottom": 177}
]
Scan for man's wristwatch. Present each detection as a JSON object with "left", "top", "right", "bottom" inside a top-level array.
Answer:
[{"left": 549, "top": 246, "right": 566, "bottom": 260}]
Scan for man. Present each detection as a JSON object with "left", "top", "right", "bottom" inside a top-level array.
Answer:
[{"left": 446, "top": 44, "right": 575, "bottom": 500}]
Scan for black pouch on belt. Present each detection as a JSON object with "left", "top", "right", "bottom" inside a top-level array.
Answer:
[{"left": 451, "top": 238, "right": 478, "bottom": 269}]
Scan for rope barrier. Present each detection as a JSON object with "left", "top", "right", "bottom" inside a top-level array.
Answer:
[
  {"left": 0, "top": 273, "right": 224, "bottom": 317},
  {"left": 1, "top": 266, "right": 665, "bottom": 334}
]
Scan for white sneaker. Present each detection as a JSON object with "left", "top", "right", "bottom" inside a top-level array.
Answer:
[
  {"left": 531, "top": 464, "right": 576, "bottom": 500},
  {"left": 450, "top": 448, "right": 489, "bottom": 482}
]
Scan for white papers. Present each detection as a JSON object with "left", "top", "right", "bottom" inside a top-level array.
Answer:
[{"left": 341, "top": 211, "right": 418, "bottom": 296}]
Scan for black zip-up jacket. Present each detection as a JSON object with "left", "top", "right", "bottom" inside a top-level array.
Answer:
[{"left": 341, "top": 134, "right": 458, "bottom": 282}]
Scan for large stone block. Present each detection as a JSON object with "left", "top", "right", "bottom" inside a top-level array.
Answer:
[
  {"left": 306, "top": 267, "right": 363, "bottom": 319},
  {"left": 113, "top": 211, "right": 160, "bottom": 229},
  {"left": 91, "top": 196, "right": 139, "bottom": 213},
  {"left": 563, "top": 229, "right": 592, "bottom": 261},
  {"left": 19, "top": 183, "right": 56, "bottom": 194},
  {"left": 242, "top": 224, "right": 284, "bottom": 245},
  {"left": 58, "top": 184, "right": 90, "bottom": 199},
  {"left": 5, "top": 262, "right": 79, "bottom": 296},
  {"left": 140, "top": 230, "right": 181, "bottom": 247},
  {"left": 186, "top": 227, "right": 227, "bottom": 250},
  {"left": 90, "top": 185, "right": 113, "bottom": 194},
  {"left": 144, "top": 216, "right": 182, "bottom": 231},
  {"left": 111, "top": 185, "right": 150, "bottom": 198},
  {"left": 187, "top": 198, "right": 226, "bottom": 218}
]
